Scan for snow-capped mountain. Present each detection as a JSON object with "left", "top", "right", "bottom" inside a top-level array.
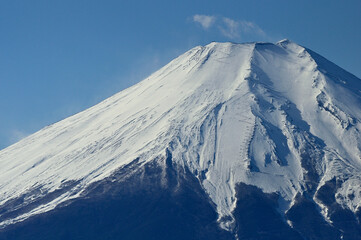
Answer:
[{"left": 0, "top": 40, "right": 360, "bottom": 240}]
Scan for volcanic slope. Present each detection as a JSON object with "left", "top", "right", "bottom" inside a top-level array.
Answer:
[{"left": 0, "top": 40, "right": 360, "bottom": 239}]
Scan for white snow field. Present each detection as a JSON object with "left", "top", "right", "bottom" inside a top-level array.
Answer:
[{"left": 0, "top": 40, "right": 360, "bottom": 230}]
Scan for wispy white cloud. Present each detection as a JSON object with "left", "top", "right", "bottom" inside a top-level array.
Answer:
[
  {"left": 192, "top": 14, "right": 268, "bottom": 41},
  {"left": 193, "top": 14, "right": 216, "bottom": 30},
  {"left": 9, "top": 129, "right": 29, "bottom": 144},
  {"left": 239, "top": 21, "right": 266, "bottom": 36},
  {"left": 219, "top": 17, "right": 266, "bottom": 40},
  {"left": 220, "top": 17, "right": 240, "bottom": 39}
]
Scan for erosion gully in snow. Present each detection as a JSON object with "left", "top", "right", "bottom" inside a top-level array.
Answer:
[{"left": 0, "top": 40, "right": 360, "bottom": 239}]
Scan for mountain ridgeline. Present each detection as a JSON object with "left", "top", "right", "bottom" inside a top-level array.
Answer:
[{"left": 0, "top": 40, "right": 360, "bottom": 239}]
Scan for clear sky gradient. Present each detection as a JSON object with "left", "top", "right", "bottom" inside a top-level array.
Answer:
[{"left": 1, "top": 0, "right": 360, "bottom": 149}]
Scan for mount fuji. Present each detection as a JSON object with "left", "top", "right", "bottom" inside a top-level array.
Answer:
[{"left": 0, "top": 40, "right": 360, "bottom": 240}]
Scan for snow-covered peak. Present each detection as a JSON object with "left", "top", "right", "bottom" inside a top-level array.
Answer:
[{"left": 0, "top": 40, "right": 360, "bottom": 231}]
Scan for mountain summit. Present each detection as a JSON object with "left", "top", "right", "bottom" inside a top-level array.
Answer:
[{"left": 0, "top": 41, "right": 360, "bottom": 239}]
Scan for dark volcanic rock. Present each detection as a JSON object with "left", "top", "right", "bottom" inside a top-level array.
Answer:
[
  {"left": 0, "top": 157, "right": 233, "bottom": 240},
  {"left": 233, "top": 183, "right": 303, "bottom": 240}
]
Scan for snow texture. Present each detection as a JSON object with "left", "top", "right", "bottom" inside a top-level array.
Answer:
[{"left": 0, "top": 40, "right": 360, "bottom": 231}]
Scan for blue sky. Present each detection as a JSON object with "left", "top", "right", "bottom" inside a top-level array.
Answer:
[{"left": 1, "top": 0, "right": 360, "bottom": 149}]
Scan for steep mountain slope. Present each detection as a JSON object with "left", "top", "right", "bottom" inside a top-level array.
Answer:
[{"left": 0, "top": 40, "right": 360, "bottom": 239}]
